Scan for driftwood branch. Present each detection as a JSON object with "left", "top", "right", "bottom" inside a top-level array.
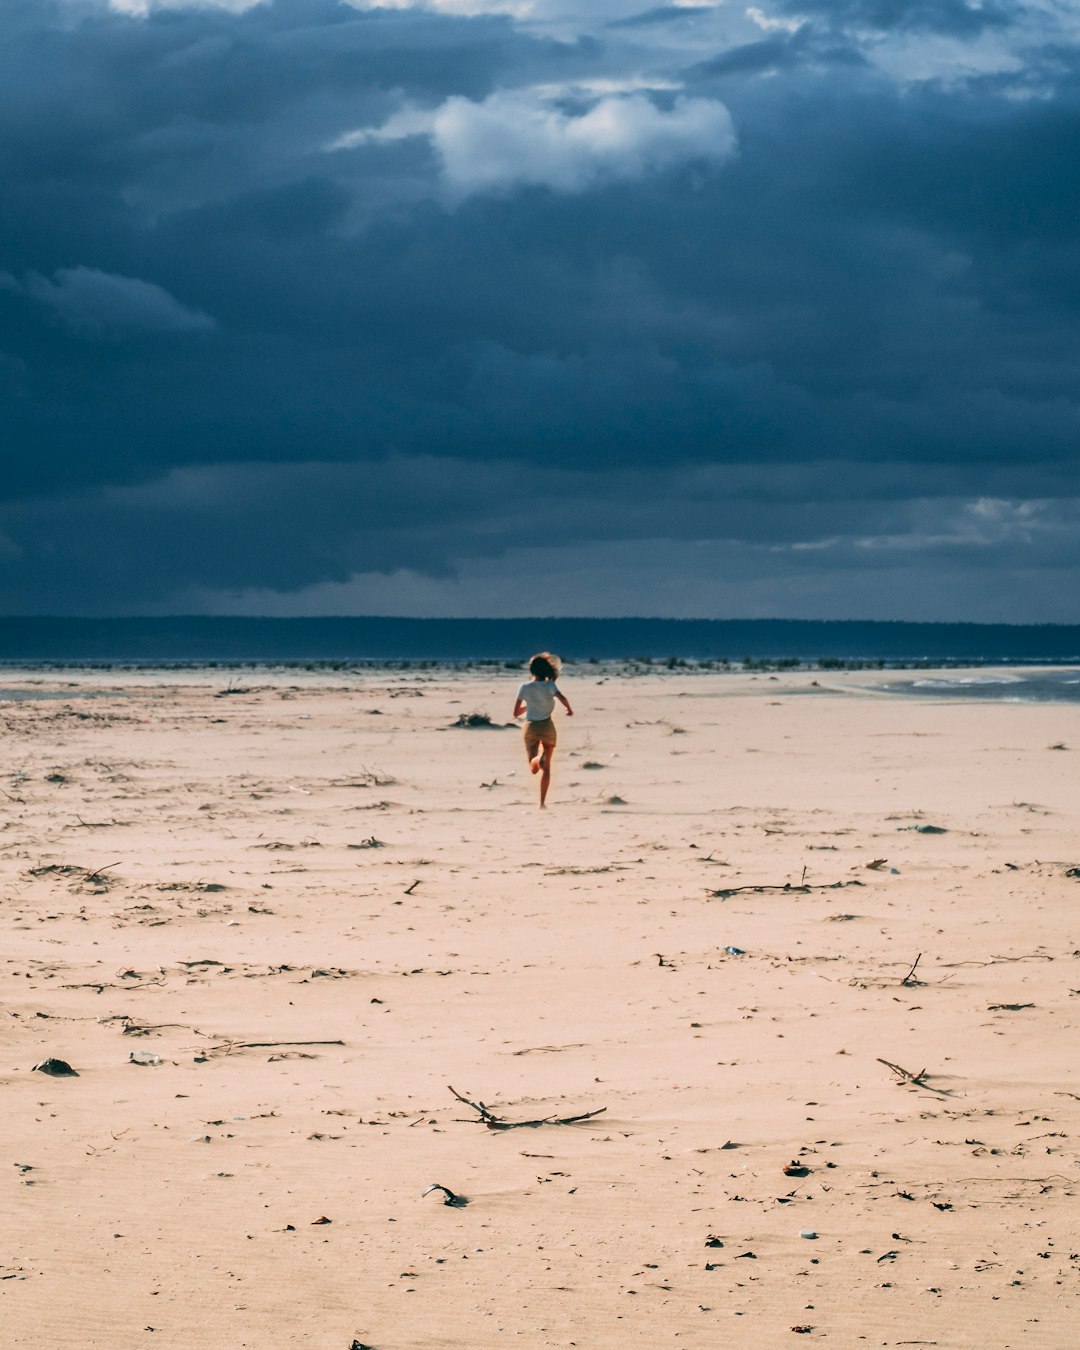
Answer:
[
  {"left": 878, "top": 1057, "right": 928, "bottom": 1085},
  {"left": 448, "top": 1084, "right": 499, "bottom": 1124},
  {"left": 207, "top": 1039, "right": 345, "bottom": 1054},
  {"left": 708, "top": 879, "right": 863, "bottom": 900},
  {"left": 448, "top": 1084, "right": 606, "bottom": 1131},
  {"left": 85, "top": 861, "right": 123, "bottom": 883},
  {"left": 877, "top": 1057, "right": 949, "bottom": 1095},
  {"left": 901, "top": 953, "right": 923, "bottom": 986}
]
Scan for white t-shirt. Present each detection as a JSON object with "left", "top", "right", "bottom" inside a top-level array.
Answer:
[{"left": 518, "top": 680, "right": 560, "bottom": 721}]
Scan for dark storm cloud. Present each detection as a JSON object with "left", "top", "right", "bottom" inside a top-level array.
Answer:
[
  {"left": 688, "top": 34, "right": 813, "bottom": 79},
  {"left": 3, "top": 451, "right": 1074, "bottom": 615},
  {"left": 0, "top": 0, "right": 1078, "bottom": 617}
]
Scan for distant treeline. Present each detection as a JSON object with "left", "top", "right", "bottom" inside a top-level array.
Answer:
[{"left": 0, "top": 616, "right": 1079, "bottom": 664}]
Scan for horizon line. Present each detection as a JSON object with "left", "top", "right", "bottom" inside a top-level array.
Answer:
[{"left": 3, "top": 615, "right": 1080, "bottom": 630}]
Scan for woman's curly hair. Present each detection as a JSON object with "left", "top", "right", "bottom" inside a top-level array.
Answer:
[{"left": 528, "top": 652, "right": 561, "bottom": 680}]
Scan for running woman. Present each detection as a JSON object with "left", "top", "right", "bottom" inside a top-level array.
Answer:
[{"left": 513, "top": 652, "right": 573, "bottom": 808}]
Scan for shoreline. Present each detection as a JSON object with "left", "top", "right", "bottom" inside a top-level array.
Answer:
[{"left": 1, "top": 661, "right": 1079, "bottom": 705}]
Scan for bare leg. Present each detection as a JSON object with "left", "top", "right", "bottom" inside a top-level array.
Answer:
[
  {"left": 538, "top": 741, "right": 555, "bottom": 807},
  {"left": 525, "top": 734, "right": 542, "bottom": 774}
]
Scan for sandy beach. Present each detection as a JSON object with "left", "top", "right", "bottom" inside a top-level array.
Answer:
[{"left": 1, "top": 664, "right": 1077, "bottom": 1349}]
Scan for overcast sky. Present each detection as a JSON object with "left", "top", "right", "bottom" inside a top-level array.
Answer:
[{"left": 2, "top": 0, "right": 1079, "bottom": 621}]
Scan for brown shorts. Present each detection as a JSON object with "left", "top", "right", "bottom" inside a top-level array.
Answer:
[{"left": 524, "top": 718, "right": 556, "bottom": 751}]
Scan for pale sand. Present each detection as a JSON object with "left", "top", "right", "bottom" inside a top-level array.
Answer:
[{"left": 1, "top": 666, "right": 1078, "bottom": 1349}]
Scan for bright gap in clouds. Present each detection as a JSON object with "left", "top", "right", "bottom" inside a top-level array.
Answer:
[
  {"left": 337, "top": 89, "right": 736, "bottom": 197},
  {"left": 108, "top": 0, "right": 266, "bottom": 13}
]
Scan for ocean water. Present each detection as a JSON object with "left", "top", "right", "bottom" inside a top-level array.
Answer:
[
  {"left": 878, "top": 670, "right": 1080, "bottom": 703},
  {"left": 1, "top": 616, "right": 1080, "bottom": 663}
]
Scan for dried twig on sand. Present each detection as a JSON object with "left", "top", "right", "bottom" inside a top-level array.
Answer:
[
  {"left": 101, "top": 1016, "right": 202, "bottom": 1037},
  {"left": 878, "top": 1057, "right": 927, "bottom": 1085},
  {"left": 708, "top": 879, "right": 863, "bottom": 900},
  {"left": 901, "top": 953, "right": 923, "bottom": 986},
  {"left": 85, "top": 862, "right": 122, "bottom": 882},
  {"left": 448, "top": 1085, "right": 606, "bottom": 1131},
  {"left": 331, "top": 767, "right": 396, "bottom": 788},
  {"left": 29, "top": 860, "right": 122, "bottom": 886},
  {"left": 203, "top": 1038, "right": 345, "bottom": 1056},
  {"left": 877, "top": 1057, "right": 948, "bottom": 1095}
]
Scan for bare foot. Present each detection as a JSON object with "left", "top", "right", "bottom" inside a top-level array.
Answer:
[{"left": 530, "top": 756, "right": 542, "bottom": 775}]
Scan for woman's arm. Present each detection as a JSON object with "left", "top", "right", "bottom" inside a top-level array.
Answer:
[
  {"left": 555, "top": 690, "right": 574, "bottom": 717},
  {"left": 513, "top": 697, "right": 527, "bottom": 718}
]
